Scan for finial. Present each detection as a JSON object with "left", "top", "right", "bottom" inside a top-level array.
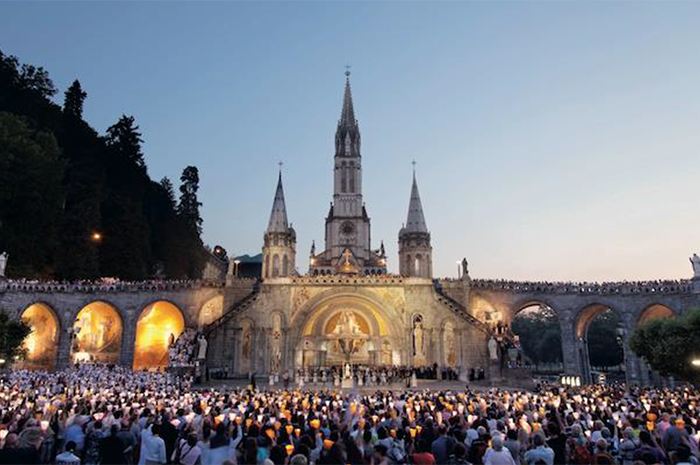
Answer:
[
  {"left": 345, "top": 64, "right": 351, "bottom": 77},
  {"left": 278, "top": 161, "right": 283, "bottom": 174}
]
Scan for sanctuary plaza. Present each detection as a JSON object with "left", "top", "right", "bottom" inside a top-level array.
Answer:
[{"left": 2, "top": 72, "right": 700, "bottom": 388}]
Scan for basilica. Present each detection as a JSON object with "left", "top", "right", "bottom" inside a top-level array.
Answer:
[
  {"left": 204, "top": 72, "right": 490, "bottom": 376},
  {"left": 4, "top": 73, "right": 692, "bottom": 386}
]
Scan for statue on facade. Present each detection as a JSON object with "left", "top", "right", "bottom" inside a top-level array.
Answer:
[
  {"left": 488, "top": 336, "right": 498, "bottom": 361},
  {"left": 413, "top": 317, "right": 425, "bottom": 358},
  {"left": 461, "top": 258, "right": 469, "bottom": 278},
  {"left": 0, "top": 252, "right": 7, "bottom": 277},
  {"left": 343, "top": 362, "right": 352, "bottom": 379},
  {"left": 691, "top": 254, "right": 700, "bottom": 279},
  {"left": 197, "top": 334, "right": 208, "bottom": 360}
]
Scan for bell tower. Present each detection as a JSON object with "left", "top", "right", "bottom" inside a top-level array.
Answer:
[
  {"left": 262, "top": 168, "right": 296, "bottom": 278},
  {"left": 399, "top": 166, "right": 432, "bottom": 278}
]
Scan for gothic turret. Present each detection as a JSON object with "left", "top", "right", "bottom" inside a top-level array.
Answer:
[
  {"left": 262, "top": 171, "right": 296, "bottom": 278},
  {"left": 399, "top": 169, "right": 432, "bottom": 277}
]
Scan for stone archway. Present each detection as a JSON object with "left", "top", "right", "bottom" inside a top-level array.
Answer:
[
  {"left": 290, "top": 290, "right": 400, "bottom": 369},
  {"left": 19, "top": 303, "right": 60, "bottom": 370},
  {"left": 71, "top": 301, "right": 123, "bottom": 365},
  {"left": 133, "top": 301, "right": 185, "bottom": 371},
  {"left": 635, "top": 304, "right": 676, "bottom": 386},
  {"left": 574, "top": 303, "right": 624, "bottom": 384}
]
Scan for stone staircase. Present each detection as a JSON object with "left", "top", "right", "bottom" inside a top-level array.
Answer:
[
  {"left": 203, "top": 279, "right": 261, "bottom": 336},
  {"left": 432, "top": 279, "right": 492, "bottom": 334}
]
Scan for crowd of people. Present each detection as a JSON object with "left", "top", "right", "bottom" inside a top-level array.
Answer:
[
  {"left": 168, "top": 330, "right": 198, "bottom": 369},
  {"left": 470, "top": 279, "right": 691, "bottom": 295},
  {"left": 0, "top": 278, "right": 228, "bottom": 293},
  {"left": 288, "top": 366, "right": 465, "bottom": 389},
  {"left": 1, "top": 363, "right": 699, "bottom": 465}
]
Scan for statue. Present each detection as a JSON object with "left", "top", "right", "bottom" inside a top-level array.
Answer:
[
  {"left": 0, "top": 252, "right": 7, "bottom": 277},
  {"left": 461, "top": 258, "right": 469, "bottom": 278},
  {"left": 488, "top": 336, "right": 498, "bottom": 361},
  {"left": 332, "top": 310, "right": 361, "bottom": 335},
  {"left": 197, "top": 334, "right": 208, "bottom": 360},
  {"left": 691, "top": 254, "right": 700, "bottom": 279},
  {"left": 413, "top": 317, "right": 425, "bottom": 358},
  {"left": 343, "top": 362, "right": 352, "bottom": 379}
]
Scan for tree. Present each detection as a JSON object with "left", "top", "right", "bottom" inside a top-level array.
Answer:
[
  {"left": 511, "top": 305, "right": 563, "bottom": 369},
  {"left": 178, "top": 166, "right": 203, "bottom": 235},
  {"left": 175, "top": 166, "right": 205, "bottom": 279},
  {"left": 0, "top": 311, "right": 31, "bottom": 362},
  {"left": 63, "top": 79, "right": 87, "bottom": 119},
  {"left": 0, "top": 112, "right": 65, "bottom": 277},
  {"left": 105, "top": 115, "right": 145, "bottom": 168},
  {"left": 587, "top": 310, "right": 624, "bottom": 369},
  {"left": 630, "top": 309, "right": 700, "bottom": 383}
]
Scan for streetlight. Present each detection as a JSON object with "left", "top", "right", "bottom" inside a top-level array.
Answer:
[
  {"left": 691, "top": 359, "right": 700, "bottom": 367},
  {"left": 234, "top": 259, "right": 241, "bottom": 277},
  {"left": 91, "top": 232, "right": 102, "bottom": 242},
  {"left": 456, "top": 261, "right": 462, "bottom": 279}
]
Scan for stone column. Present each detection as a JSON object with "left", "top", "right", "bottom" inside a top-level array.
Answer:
[
  {"left": 559, "top": 313, "right": 582, "bottom": 377},
  {"left": 56, "top": 326, "right": 73, "bottom": 370},
  {"left": 120, "top": 312, "right": 138, "bottom": 369}
]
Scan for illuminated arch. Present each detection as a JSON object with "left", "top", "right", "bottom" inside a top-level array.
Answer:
[
  {"left": 637, "top": 304, "right": 675, "bottom": 326},
  {"left": 199, "top": 296, "right": 224, "bottom": 327},
  {"left": 133, "top": 301, "right": 185, "bottom": 370},
  {"left": 575, "top": 303, "right": 621, "bottom": 339},
  {"left": 20, "top": 303, "right": 59, "bottom": 370},
  {"left": 72, "top": 301, "right": 123, "bottom": 365}
]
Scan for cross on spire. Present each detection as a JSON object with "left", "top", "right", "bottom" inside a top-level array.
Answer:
[
  {"left": 278, "top": 161, "right": 283, "bottom": 174},
  {"left": 345, "top": 64, "right": 351, "bottom": 77}
]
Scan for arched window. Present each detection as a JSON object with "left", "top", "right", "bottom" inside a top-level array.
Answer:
[
  {"left": 341, "top": 162, "right": 347, "bottom": 193},
  {"left": 272, "top": 254, "right": 280, "bottom": 277},
  {"left": 265, "top": 254, "right": 270, "bottom": 278},
  {"left": 415, "top": 254, "right": 422, "bottom": 276},
  {"left": 349, "top": 161, "right": 355, "bottom": 193},
  {"left": 282, "top": 255, "right": 289, "bottom": 276}
]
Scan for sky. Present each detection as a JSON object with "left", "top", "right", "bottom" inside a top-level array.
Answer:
[{"left": 1, "top": 1, "right": 699, "bottom": 281}]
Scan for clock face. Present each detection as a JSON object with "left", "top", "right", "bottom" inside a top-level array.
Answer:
[{"left": 341, "top": 222, "right": 355, "bottom": 236}]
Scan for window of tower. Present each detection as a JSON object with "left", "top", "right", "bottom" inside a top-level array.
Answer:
[
  {"left": 349, "top": 161, "right": 355, "bottom": 193},
  {"left": 272, "top": 254, "right": 280, "bottom": 277},
  {"left": 341, "top": 162, "right": 347, "bottom": 193},
  {"left": 283, "top": 255, "right": 289, "bottom": 276}
]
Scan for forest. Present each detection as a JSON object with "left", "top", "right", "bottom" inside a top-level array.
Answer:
[{"left": 0, "top": 49, "right": 205, "bottom": 280}]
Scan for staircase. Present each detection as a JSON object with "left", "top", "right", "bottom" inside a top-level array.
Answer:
[
  {"left": 432, "top": 279, "right": 492, "bottom": 334},
  {"left": 204, "top": 279, "right": 261, "bottom": 336}
]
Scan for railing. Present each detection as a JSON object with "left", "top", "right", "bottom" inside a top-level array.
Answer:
[
  {"left": 468, "top": 279, "right": 693, "bottom": 295},
  {"left": 432, "top": 280, "right": 492, "bottom": 334},
  {"left": 204, "top": 280, "right": 261, "bottom": 335},
  {"left": 0, "top": 278, "right": 259, "bottom": 293}
]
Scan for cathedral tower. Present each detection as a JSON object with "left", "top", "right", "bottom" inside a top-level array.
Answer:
[
  {"left": 262, "top": 171, "right": 296, "bottom": 278},
  {"left": 398, "top": 169, "right": 432, "bottom": 277},
  {"left": 310, "top": 71, "right": 387, "bottom": 275}
]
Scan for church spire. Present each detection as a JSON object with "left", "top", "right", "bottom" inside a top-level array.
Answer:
[
  {"left": 266, "top": 169, "right": 289, "bottom": 233},
  {"left": 404, "top": 168, "right": 429, "bottom": 234},
  {"left": 340, "top": 69, "right": 356, "bottom": 127},
  {"left": 335, "top": 68, "right": 361, "bottom": 158}
]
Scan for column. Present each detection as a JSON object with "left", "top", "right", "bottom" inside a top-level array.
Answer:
[{"left": 120, "top": 313, "right": 137, "bottom": 369}]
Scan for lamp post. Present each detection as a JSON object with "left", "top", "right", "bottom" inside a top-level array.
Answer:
[
  {"left": 456, "top": 261, "right": 461, "bottom": 279},
  {"left": 234, "top": 259, "right": 241, "bottom": 277}
]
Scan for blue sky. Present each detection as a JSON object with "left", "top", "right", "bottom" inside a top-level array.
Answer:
[{"left": 1, "top": 1, "right": 699, "bottom": 281}]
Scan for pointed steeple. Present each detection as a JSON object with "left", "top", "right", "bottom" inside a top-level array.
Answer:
[
  {"left": 266, "top": 170, "right": 289, "bottom": 233},
  {"left": 339, "top": 70, "right": 356, "bottom": 127},
  {"left": 404, "top": 169, "right": 429, "bottom": 234},
  {"left": 335, "top": 69, "right": 361, "bottom": 158}
]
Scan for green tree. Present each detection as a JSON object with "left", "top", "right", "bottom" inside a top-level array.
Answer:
[
  {"left": 0, "top": 112, "right": 65, "bottom": 277},
  {"left": 511, "top": 305, "right": 563, "bottom": 369},
  {"left": 0, "top": 311, "right": 31, "bottom": 362},
  {"left": 100, "top": 115, "right": 151, "bottom": 279},
  {"left": 63, "top": 80, "right": 87, "bottom": 119},
  {"left": 175, "top": 166, "right": 205, "bottom": 279},
  {"left": 586, "top": 309, "right": 624, "bottom": 368},
  {"left": 630, "top": 309, "right": 700, "bottom": 382}
]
